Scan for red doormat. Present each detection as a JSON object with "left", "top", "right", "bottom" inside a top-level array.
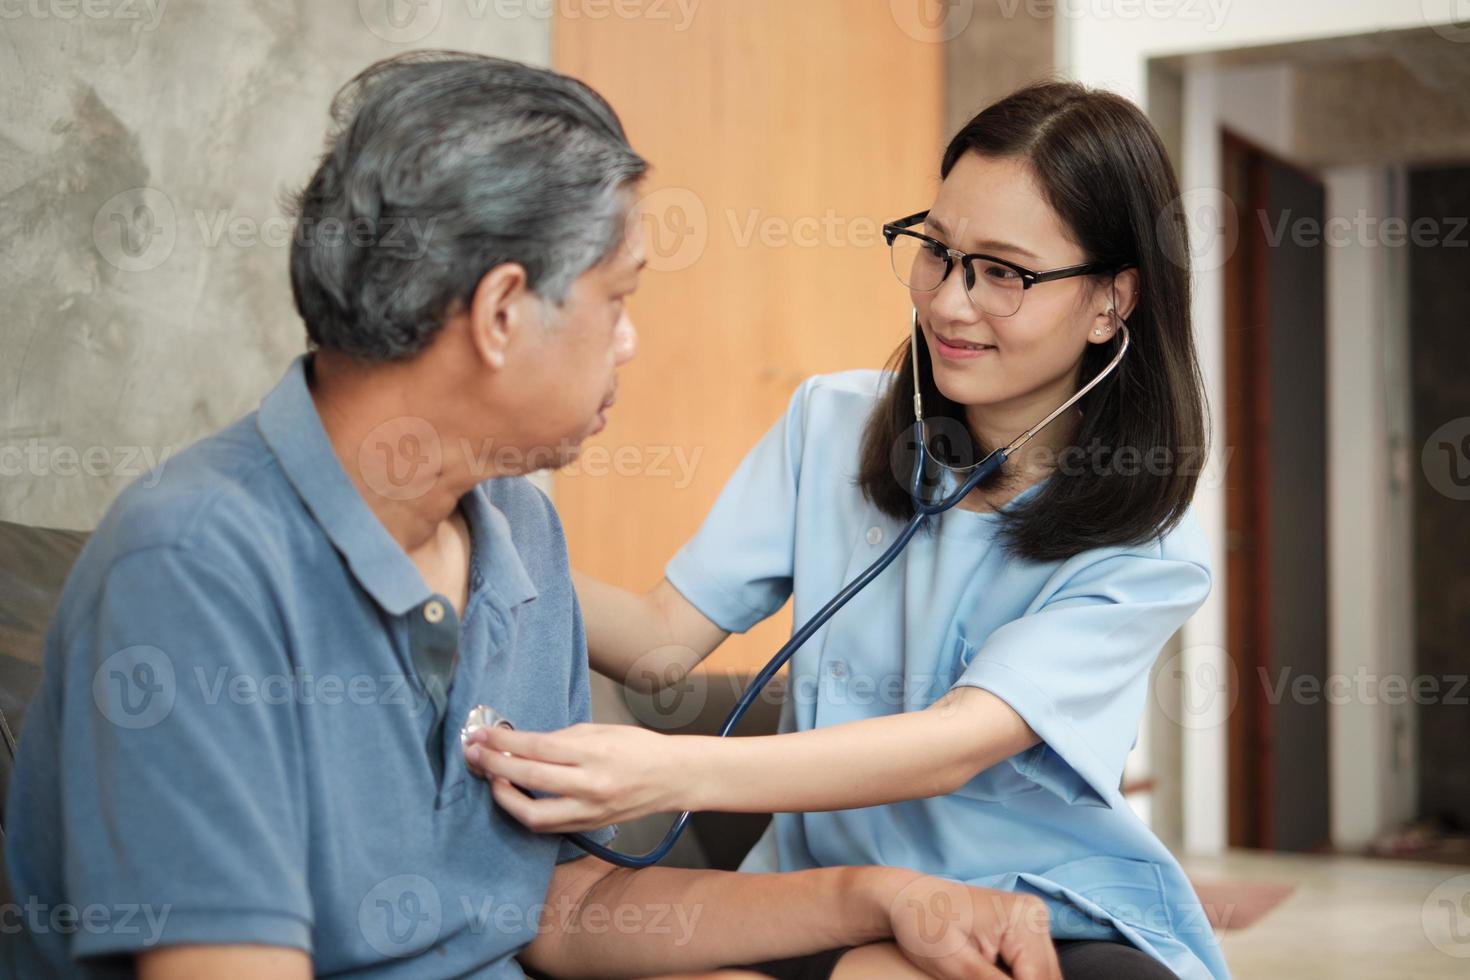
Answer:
[{"left": 1188, "top": 880, "right": 1296, "bottom": 931}]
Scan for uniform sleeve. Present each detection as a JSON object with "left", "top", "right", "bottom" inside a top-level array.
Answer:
[
  {"left": 951, "top": 548, "right": 1211, "bottom": 808},
  {"left": 59, "top": 545, "right": 312, "bottom": 962},
  {"left": 664, "top": 379, "right": 814, "bottom": 634}
]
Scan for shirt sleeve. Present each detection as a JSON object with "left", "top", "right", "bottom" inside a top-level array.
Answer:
[
  {"left": 664, "top": 378, "right": 814, "bottom": 633},
  {"left": 950, "top": 547, "right": 1211, "bottom": 808},
  {"left": 60, "top": 544, "right": 312, "bottom": 962}
]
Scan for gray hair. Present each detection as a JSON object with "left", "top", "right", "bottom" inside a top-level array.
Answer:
[{"left": 288, "top": 52, "right": 648, "bottom": 361}]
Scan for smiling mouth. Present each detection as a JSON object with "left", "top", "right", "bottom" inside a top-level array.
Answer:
[{"left": 933, "top": 331, "right": 997, "bottom": 354}]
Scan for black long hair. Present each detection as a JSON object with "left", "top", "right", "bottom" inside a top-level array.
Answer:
[{"left": 856, "top": 80, "right": 1208, "bottom": 563}]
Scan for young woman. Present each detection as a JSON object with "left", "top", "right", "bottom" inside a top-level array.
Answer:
[{"left": 466, "top": 81, "right": 1229, "bottom": 980}]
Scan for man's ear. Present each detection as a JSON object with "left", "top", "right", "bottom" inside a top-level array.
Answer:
[{"left": 466, "top": 262, "right": 533, "bottom": 370}]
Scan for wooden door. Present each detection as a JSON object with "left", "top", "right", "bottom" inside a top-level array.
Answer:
[
  {"left": 553, "top": 3, "right": 945, "bottom": 674},
  {"left": 1222, "top": 130, "right": 1330, "bottom": 850}
]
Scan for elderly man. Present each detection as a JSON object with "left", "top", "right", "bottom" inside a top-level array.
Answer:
[{"left": 5, "top": 53, "right": 1060, "bottom": 980}]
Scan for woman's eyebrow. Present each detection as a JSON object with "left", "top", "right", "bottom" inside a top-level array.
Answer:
[{"left": 925, "top": 215, "right": 1043, "bottom": 262}]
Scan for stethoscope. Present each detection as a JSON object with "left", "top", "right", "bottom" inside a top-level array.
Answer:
[{"left": 464, "top": 310, "right": 1130, "bottom": 868}]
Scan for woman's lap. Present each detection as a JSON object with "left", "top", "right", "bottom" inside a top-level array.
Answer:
[{"left": 735, "top": 937, "right": 1179, "bottom": 979}]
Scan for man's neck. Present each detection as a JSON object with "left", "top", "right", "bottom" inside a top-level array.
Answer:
[{"left": 306, "top": 352, "right": 481, "bottom": 556}]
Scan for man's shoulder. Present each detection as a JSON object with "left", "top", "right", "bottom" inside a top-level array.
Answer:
[{"left": 82, "top": 413, "right": 294, "bottom": 576}]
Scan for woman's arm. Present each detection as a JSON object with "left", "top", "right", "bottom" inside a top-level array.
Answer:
[
  {"left": 576, "top": 571, "right": 730, "bottom": 692},
  {"left": 464, "top": 686, "right": 1040, "bottom": 829}
]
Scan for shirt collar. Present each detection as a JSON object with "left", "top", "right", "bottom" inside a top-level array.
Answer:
[
  {"left": 462, "top": 483, "right": 539, "bottom": 612},
  {"left": 256, "top": 355, "right": 541, "bottom": 619}
]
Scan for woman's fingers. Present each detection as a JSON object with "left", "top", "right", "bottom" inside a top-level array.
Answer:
[
  {"left": 466, "top": 725, "right": 584, "bottom": 764},
  {"left": 466, "top": 746, "right": 587, "bottom": 797},
  {"left": 488, "top": 777, "right": 604, "bottom": 833}
]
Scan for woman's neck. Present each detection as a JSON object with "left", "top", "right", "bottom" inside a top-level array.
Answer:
[{"left": 956, "top": 385, "right": 1082, "bottom": 512}]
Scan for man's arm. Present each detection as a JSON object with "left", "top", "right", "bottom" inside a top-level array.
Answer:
[
  {"left": 518, "top": 856, "right": 885, "bottom": 978},
  {"left": 517, "top": 854, "right": 1059, "bottom": 980},
  {"left": 137, "top": 945, "right": 311, "bottom": 980}
]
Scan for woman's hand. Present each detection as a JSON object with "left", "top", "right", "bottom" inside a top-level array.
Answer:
[{"left": 463, "top": 723, "right": 702, "bottom": 833}]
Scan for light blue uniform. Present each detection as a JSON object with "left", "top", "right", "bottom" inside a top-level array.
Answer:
[{"left": 665, "top": 371, "right": 1229, "bottom": 980}]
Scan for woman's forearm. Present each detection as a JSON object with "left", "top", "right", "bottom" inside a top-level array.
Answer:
[
  {"left": 575, "top": 572, "right": 728, "bottom": 691},
  {"left": 682, "top": 687, "right": 1040, "bottom": 813}
]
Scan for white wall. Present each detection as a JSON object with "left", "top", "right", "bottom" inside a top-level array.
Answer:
[
  {"left": 1324, "top": 166, "right": 1419, "bottom": 848},
  {"left": 1060, "top": 0, "right": 1456, "bottom": 854}
]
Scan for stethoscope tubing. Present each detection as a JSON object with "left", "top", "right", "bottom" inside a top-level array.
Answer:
[{"left": 567, "top": 313, "right": 1126, "bottom": 867}]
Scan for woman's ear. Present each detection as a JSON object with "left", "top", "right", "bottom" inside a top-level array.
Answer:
[
  {"left": 1091, "top": 268, "right": 1140, "bottom": 342},
  {"left": 1112, "top": 267, "right": 1140, "bottom": 321},
  {"left": 466, "top": 262, "right": 531, "bottom": 370}
]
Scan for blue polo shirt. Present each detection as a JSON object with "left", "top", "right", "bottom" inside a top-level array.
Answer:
[{"left": 5, "top": 356, "right": 614, "bottom": 978}]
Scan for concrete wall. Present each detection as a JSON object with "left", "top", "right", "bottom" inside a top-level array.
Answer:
[{"left": 0, "top": 1, "right": 548, "bottom": 530}]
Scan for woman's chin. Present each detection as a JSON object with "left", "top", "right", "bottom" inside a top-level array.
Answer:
[{"left": 933, "top": 376, "right": 1003, "bottom": 411}]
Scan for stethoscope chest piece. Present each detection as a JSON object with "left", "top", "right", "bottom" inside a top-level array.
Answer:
[{"left": 461, "top": 704, "right": 514, "bottom": 744}]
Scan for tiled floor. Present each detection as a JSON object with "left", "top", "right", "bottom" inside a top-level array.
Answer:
[{"left": 1181, "top": 850, "right": 1470, "bottom": 979}]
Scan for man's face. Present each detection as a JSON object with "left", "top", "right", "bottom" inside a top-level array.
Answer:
[{"left": 493, "top": 217, "right": 645, "bottom": 472}]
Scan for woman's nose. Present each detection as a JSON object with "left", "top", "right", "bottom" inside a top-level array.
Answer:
[{"left": 925, "top": 263, "right": 982, "bottom": 325}]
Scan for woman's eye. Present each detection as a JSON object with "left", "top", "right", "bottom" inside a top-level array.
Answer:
[{"left": 980, "top": 262, "right": 1020, "bottom": 282}]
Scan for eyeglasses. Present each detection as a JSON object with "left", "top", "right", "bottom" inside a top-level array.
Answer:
[{"left": 882, "top": 210, "right": 1131, "bottom": 317}]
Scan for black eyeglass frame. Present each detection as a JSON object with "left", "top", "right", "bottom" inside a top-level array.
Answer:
[{"left": 881, "top": 210, "right": 1135, "bottom": 307}]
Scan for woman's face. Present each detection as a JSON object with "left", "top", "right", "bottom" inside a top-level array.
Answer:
[{"left": 912, "top": 151, "right": 1132, "bottom": 416}]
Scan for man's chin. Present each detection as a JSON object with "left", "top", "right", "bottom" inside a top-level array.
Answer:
[{"left": 541, "top": 442, "right": 585, "bottom": 473}]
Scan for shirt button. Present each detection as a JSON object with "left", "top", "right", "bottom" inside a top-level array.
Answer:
[
  {"left": 424, "top": 599, "right": 446, "bottom": 624},
  {"left": 829, "top": 659, "right": 849, "bottom": 679},
  {"left": 866, "top": 526, "right": 883, "bottom": 546}
]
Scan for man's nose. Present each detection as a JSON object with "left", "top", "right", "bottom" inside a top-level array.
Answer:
[{"left": 613, "top": 311, "right": 638, "bottom": 364}]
